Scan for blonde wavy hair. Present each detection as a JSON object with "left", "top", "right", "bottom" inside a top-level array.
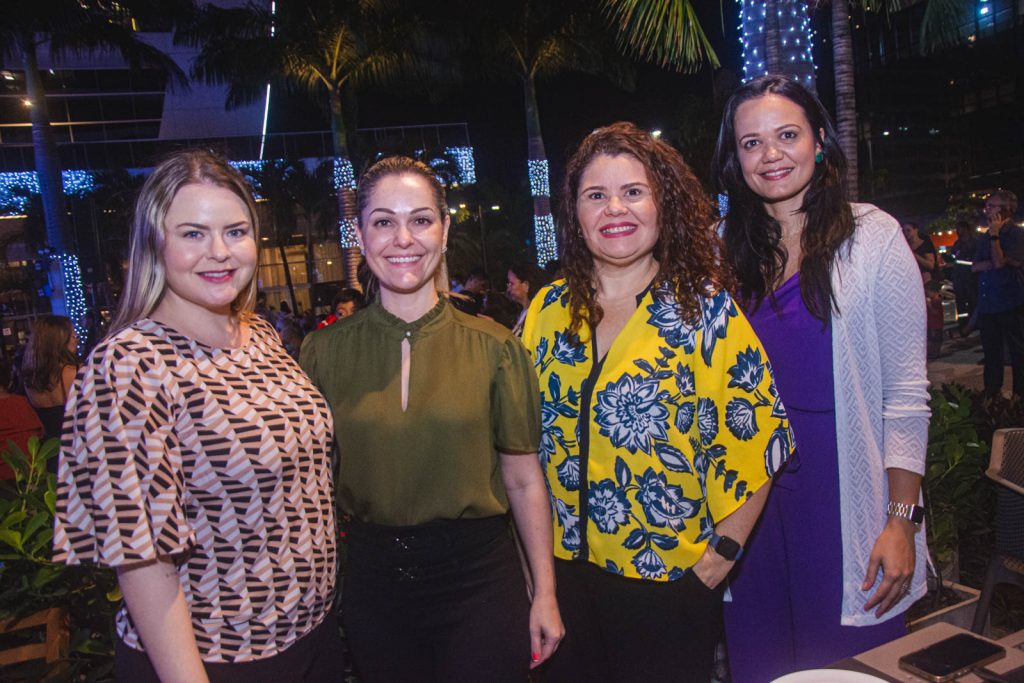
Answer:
[{"left": 109, "top": 149, "right": 261, "bottom": 335}]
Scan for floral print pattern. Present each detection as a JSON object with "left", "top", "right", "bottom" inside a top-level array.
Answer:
[{"left": 523, "top": 280, "right": 793, "bottom": 581}]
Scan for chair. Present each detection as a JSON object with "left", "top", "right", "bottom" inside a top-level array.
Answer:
[{"left": 970, "top": 428, "right": 1024, "bottom": 634}]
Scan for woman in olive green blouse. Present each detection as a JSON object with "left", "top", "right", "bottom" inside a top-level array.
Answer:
[{"left": 300, "top": 156, "right": 563, "bottom": 682}]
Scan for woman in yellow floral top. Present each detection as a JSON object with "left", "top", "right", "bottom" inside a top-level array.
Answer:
[{"left": 522, "top": 122, "right": 792, "bottom": 682}]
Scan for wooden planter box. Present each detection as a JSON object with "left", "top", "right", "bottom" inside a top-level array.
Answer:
[
  {"left": 0, "top": 607, "right": 69, "bottom": 676},
  {"left": 908, "top": 581, "right": 981, "bottom": 632}
]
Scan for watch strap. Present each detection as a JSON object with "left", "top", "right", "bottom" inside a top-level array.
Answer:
[{"left": 886, "top": 501, "right": 925, "bottom": 524}]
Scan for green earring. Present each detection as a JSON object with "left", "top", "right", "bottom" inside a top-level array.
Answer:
[{"left": 815, "top": 151, "right": 824, "bottom": 164}]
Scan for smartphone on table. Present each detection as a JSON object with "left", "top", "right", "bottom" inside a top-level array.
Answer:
[{"left": 898, "top": 633, "right": 1006, "bottom": 682}]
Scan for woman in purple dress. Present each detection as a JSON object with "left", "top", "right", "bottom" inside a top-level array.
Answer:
[{"left": 711, "top": 76, "right": 931, "bottom": 681}]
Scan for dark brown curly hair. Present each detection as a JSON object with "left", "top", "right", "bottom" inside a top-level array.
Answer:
[{"left": 558, "top": 121, "right": 729, "bottom": 336}]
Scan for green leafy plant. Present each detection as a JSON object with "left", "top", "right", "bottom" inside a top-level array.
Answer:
[
  {"left": 0, "top": 437, "right": 119, "bottom": 680},
  {"left": 924, "top": 385, "right": 993, "bottom": 579}
]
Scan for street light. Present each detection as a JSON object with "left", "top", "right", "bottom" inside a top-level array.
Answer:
[{"left": 651, "top": 129, "right": 662, "bottom": 138}]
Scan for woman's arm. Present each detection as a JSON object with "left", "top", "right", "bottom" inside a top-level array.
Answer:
[
  {"left": 500, "top": 452, "right": 564, "bottom": 669},
  {"left": 692, "top": 480, "right": 771, "bottom": 589},
  {"left": 60, "top": 364, "right": 78, "bottom": 403},
  {"left": 861, "top": 468, "right": 921, "bottom": 617},
  {"left": 117, "top": 559, "right": 209, "bottom": 683},
  {"left": 863, "top": 215, "right": 931, "bottom": 616}
]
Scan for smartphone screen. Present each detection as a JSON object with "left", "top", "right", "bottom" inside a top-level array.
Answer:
[{"left": 898, "top": 634, "right": 1006, "bottom": 682}]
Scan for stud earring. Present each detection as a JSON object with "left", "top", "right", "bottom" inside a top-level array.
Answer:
[{"left": 815, "top": 151, "right": 824, "bottom": 164}]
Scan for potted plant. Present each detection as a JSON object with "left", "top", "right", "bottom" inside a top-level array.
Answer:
[
  {"left": 909, "top": 385, "right": 991, "bottom": 630},
  {"left": 0, "top": 437, "right": 120, "bottom": 681}
]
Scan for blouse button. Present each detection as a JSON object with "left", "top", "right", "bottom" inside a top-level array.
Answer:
[{"left": 405, "top": 331, "right": 411, "bottom": 337}]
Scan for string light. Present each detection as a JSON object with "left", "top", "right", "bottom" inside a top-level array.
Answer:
[
  {"left": 738, "top": 0, "right": 815, "bottom": 85},
  {"left": 338, "top": 217, "right": 359, "bottom": 248},
  {"left": 55, "top": 252, "right": 88, "bottom": 351},
  {"left": 534, "top": 213, "right": 557, "bottom": 267},
  {"left": 528, "top": 159, "right": 550, "bottom": 197},
  {"left": 332, "top": 158, "right": 359, "bottom": 247},
  {"left": 0, "top": 170, "right": 97, "bottom": 213},
  {"left": 333, "top": 157, "right": 356, "bottom": 191},
  {"left": 717, "top": 193, "right": 730, "bottom": 218},
  {"left": 444, "top": 146, "right": 477, "bottom": 185}
]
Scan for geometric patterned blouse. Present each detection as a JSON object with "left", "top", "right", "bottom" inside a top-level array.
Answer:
[
  {"left": 523, "top": 280, "right": 792, "bottom": 583},
  {"left": 53, "top": 316, "right": 336, "bottom": 663}
]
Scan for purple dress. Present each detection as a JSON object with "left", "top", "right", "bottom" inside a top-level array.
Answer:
[{"left": 723, "top": 274, "right": 905, "bottom": 682}]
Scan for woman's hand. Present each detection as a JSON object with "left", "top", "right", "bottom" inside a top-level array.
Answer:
[
  {"left": 529, "top": 591, "right": 565, "bottom": 669},
  {"left": 861, "top": 517, "right": 916, "bottom": 617},
  {"left": 692, "top": 546, "right": 734, "bottom": 590}
]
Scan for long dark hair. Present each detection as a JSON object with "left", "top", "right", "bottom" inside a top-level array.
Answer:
[
  {"left": 559, "top": 121, "right": 727, "bottom": 336},
  {"left": 508, "top": 261, "right": 551, "bottom": 303},
  {"left": 22, "top": 315, "right": 78, "bottom": 393},
  {"left": 711, "top": 75, "right": 855, "bottom": 323}
]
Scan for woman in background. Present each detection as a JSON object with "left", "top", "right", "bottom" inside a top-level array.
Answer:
[
  {"left": 506, "top": 261, "right": 551, "bottom": 336},
  {"left": 54, "top": 149, "right": 340, "bottom": 682},
  {"left": 712, "top": 75, "right": 930, "bottom": 681},
  {"left": 21, "top": 315, "right": 78, "bottom": 444}
]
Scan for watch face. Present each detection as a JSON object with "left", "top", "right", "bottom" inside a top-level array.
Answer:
[{"left": 714, "top": 535, "right": 741, "bottom": 561}]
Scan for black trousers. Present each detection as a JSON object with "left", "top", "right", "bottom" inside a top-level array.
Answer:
[
  {"left": 114, "top": 612, "right": 344, "bottom": 682},
  {"left": 539, "top": 559, "right": 723, "bottom": 683},
  {"left": 342, "top": 515, "right": 531, "bottom": 683},
  {"left": 979, "top": 305, "right": 1024, "bottom": 395}
]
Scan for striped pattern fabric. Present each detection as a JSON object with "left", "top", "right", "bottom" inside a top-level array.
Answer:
[{"left": 53, "top": 317, "right": 336, "bottom": 663}]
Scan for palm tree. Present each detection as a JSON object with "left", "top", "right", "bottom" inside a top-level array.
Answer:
[
  {"left": 181, "top": 0, "right": 452, "bottom": 286},
  {"left": 287, "top": 160, "right": 338, "bottom": 287},
  {"left": 251, "top": 161, "right": 301, "bottom": 315},
  {"left": 0, "top": 0, "right": 188, "bottom": 313},
  {"left": 601, "top": 0, "right": 719, "bottom": 72},
  {"left": 461, "top": 0, "right": 629, "bottom": 266}
]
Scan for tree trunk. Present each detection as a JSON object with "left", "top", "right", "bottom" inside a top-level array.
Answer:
[
  {"left": 832, "top": 0, "right": 859, "bottom": 200},
  {"left": 524, "top": 77, "right": 556, "bottom": 266},
  {"left": 765, "top": 0, "right": 782, "bottom": 75},
  {"left": 22, "top": 35, "right": 72, "bottom": 316},
  {"left": 22, "top": 36, "right": 67, "bottom": 253},
  {"left": 329, "top": 87, "right": 360, "bottom": 288},
  {"left": 276, "top": 242, "right": 298, "bottom": 316}
]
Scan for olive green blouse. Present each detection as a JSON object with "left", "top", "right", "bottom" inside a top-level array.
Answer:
[{"left": 299, "top": 298, "right": 541, "bottom": 526}]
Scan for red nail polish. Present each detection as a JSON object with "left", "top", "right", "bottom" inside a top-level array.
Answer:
[{"left": 532, "top": 653, "right": 539, "bottom": 661}]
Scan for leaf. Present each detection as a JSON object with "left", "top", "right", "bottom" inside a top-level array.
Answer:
[
  {"left": 0, "top": 529, "right": 23, "bottom": 552},
  {"left": 623, "top": 528, "right": 647, "bottom": 549},
  {"left": 723, "top": 469, "right": 738, "bottom": 492},
  {"left": 548, "top": 373, "right": 562, "bottom": 401},
  {"left": 22, "top": 512, "right": 49, "bottom": 545},
  {"left": 0, "top": 510, "right": 27, "bottom": 530},
  {"left": 106, "top": 586, "right": 123, "bottom": 602},
  {"left": 652, "top": 370, "right": 673, "bottom": 380},
  {"left": 634, "top": 359, "right": 654, "bottom": 374},
  {"left": 615, "top": 456, "right": 631, "bottom": 488},
  {"left": 44, "top": 490, "right": 56, "bottom": 516},
  {"left": 659, "top": 346, "right": 676, "bottom": 359},
  {"left": 30, "top": 565, "right": 63, "bottom": 588},
  {"left": 654, "top": 442, "right": 693, "bottom": 473},
  {"left": 649, "top": 532, "right": 679, "bottom": 550},
  {"left": 655, "top": 356, "right": 669, "bottom": 368},
  {"left": 714, "top": 460, "right": 727, "bottom": 479}
]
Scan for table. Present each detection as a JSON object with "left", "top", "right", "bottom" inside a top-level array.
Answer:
[{"left": 831, "top": 623, "right": 1024, "bottom": 682}]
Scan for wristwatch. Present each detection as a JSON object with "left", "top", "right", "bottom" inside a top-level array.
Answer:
[
  {"left": 709, "top": 532, "right": 745, "bottom": 561},
  {"left": 989, "top": 234, "right": 1001, "bottom": 241},
  {"left": 886, "top": 501, "right": 925, "bottom": 524}
]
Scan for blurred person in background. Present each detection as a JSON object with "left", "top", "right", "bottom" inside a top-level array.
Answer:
[{"left": 21, "top": 315, "right": 78, "bottom": 447}]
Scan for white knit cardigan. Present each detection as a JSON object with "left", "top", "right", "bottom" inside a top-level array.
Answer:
[{"left": 831, "top": 203, "right": 930, "bottom": 625}]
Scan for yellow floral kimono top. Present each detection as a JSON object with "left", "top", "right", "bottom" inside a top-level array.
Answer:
[{"left": 522, "top": 280, "right": 793, "bottom": 581}]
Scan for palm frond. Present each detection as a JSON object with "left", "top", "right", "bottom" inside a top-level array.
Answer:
[
  {"left": 918, "top": 0, "right": 973, "bottom": 54},
  {"left": 602, "top": 0, "right": 719, "bottom": 72}
]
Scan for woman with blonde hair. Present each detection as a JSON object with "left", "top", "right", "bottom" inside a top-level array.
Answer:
[
  {"left": 21, "top": 314, "right": 78, "bottom": 444},
  {"left": 54, "top": 149, "right": 341, "bottom": 682}
]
